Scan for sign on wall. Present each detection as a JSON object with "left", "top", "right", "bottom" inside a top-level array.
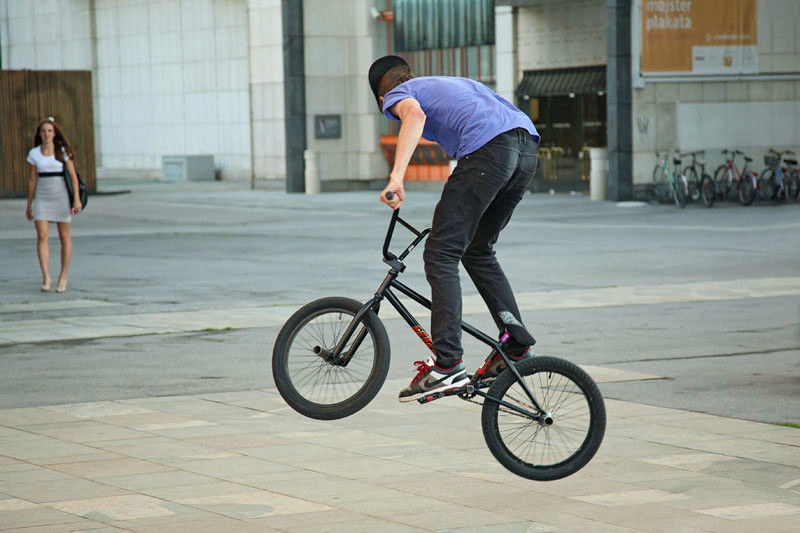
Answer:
[{"left": 641, "top": 0, "right": 758, "bottom": 75}]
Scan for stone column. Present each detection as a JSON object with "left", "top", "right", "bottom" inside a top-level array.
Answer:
[
  {"left": 606, "top": 0, "right": 633, "bottom": 201},
  {"left": 283, "top": 0, "right": 307, "bottom": 192}
]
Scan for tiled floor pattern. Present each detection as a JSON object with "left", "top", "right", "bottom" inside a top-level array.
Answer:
[{"left": 1, "top": 377, "right": 798, "bottom": 532}]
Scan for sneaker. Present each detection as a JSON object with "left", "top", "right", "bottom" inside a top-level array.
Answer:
[
  {"left": 398, "top": 357, "right": 470, "bottom": 403},
  {"left": 475, "top": 346, "right": 535, "bottom": 381}
]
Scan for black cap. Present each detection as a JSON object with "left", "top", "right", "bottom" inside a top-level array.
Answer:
[{"left": 368, "top": 55, "right": 409, "bottom": 111}]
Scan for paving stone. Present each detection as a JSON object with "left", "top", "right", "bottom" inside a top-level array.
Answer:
[
  {"left": 48, "top": 494, "right": 178, "bottom": 521},
  {"left": 0, "top": 477, "right": 130, "bottom": 505}
]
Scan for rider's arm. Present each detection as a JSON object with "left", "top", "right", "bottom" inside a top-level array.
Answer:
[{"left": 381, "top": 97, "right": 426, "bottom": 209}]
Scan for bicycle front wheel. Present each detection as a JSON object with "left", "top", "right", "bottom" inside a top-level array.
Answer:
[
  {"left": 272, "top": 297, "right": 390, "bottom": 420},
  {"left": 758, "top": 169, "right": 776, "bottom": 201},
  {"left": 700, "top": 174, "right": 716, "bottom": 207},
  {"left": 739, "top": 174, "right": 757, "bottom": 206},
  {"left": 714, "top": 165, "right": 731, "bottom": 201},
  {"left": 481, "top": 356, "right": 606, "bottom": 481},
  {"left": 684, "top": 167, "right": 699, "bottom": 201},
  {"left": 674, "top": 174, "right": 688, "bottom": 208}
]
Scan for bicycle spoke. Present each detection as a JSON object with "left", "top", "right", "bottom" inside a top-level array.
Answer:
[
  {"left": 494, "top": 368, "right": 591, "bottom": 467},
  {"left": 284, "top": 310, "right": 377, "bottom": 406}
]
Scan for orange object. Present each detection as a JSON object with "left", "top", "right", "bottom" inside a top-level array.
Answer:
[{"left": 380, "top": 135, "right": 450, "bottom": 181}]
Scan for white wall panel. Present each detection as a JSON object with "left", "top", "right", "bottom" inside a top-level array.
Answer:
[{"left": 677, "top": 101, "right": 800, "bottom": 151}]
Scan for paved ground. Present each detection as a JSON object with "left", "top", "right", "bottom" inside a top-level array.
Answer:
[{"left": 0, "top": 181, "right": 798, "bottom": 531}]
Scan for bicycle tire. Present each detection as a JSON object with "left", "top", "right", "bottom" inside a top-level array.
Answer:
[
  {"left": 272, "top": 297, "right": 390, "bottom": 420},
  {"left": 684, "top": 167, "right": 699, "bottom": 201},
  {"left": 757, "top": 169, "right": 776, "bottom": 201},
  {"left": 787, "top": 170, "right": 800, "bottom": 201},
  {"left": 481, "top": 356, "right": 606, "bottom": 481},
  {"left": 714, "top": 165, "right": 731, "bottom": 201},
  {"left": 739, "top": 174, "right": 757, "bottom": 206},
  {"left": 652, "top": 163, "right": 667, "bottom": 186},
  {"left": 700, "top": 174, "right": 716, "bottom": 208},
  {"left": 674, "top": 174, "right": 688, "bottom": 208}
]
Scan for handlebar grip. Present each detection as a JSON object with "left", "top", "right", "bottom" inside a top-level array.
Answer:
[{"left": 385, "top": 191, "right": 394, "bottom": 201}]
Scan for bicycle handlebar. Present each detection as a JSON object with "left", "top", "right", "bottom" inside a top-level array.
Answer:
[{"left": 381, "top": 206, "right": 431, "bottom": 271}]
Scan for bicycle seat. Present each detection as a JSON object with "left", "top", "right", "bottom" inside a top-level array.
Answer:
[{"left": 745, "top": 156, "right": 752, "bottom": 163}]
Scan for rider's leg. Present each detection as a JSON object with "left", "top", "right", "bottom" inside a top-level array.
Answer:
[
  {"left": 462, "top": 152, "right": 538, "bottom": 350},
  {"left": 424, "top": 130, "right": 532, "bottom": 368}
]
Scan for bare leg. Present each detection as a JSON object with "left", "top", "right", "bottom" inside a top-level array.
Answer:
[
  {"left": 56, "top": 222, "right": 72, "bottom": 292},
  {"left": 35, "top": 220, "right": 51, "bottom": 289}
]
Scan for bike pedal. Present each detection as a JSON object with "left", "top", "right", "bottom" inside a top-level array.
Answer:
[
  {"left": 417, "top": 392, "right": 447, "bottom": 404},
  {"left": 417, "top": 384, "right": 473, "bottom": 404}
]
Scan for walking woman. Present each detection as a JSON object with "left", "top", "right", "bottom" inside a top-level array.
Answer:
[{"left": 25, "top": 117, "right": 83, "bottom": 293}]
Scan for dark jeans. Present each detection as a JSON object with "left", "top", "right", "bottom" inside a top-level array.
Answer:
[{"left": 424, "top": 128, "right": 539, "bottom": 367}]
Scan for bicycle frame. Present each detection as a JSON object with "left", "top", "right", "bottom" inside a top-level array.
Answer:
[
  {"left": 324, "top": 209, "right": 549, "bottom": 420},
  {"left": 722, "top": 150, "right": 750, "bottom": 185},
  {"left": 682, "top": 150, "right": 706, "bottom": 175}
]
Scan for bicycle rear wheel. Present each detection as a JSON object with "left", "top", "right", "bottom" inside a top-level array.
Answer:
[
  {"left": 272, "top": 297, "right": 390, "bottom": 420},
  {"left": 481, "top": 356, "right": 606, "bottom": 481},
  {"left": 700, "top": 174, "right": 716, "bottom": 207},
  {"left": 787, "top": 170, "right": 800, "bottom": 201}
]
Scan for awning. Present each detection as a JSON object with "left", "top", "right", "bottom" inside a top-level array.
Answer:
[{"left": 516, "top": 66, "right": 606, "bottom": 99}]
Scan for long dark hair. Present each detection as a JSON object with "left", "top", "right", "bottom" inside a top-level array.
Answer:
[{"left": 33, "top": 117, "right": 75, "bottom": 164}]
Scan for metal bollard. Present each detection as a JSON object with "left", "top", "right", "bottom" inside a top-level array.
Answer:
[
  {"left": 589, "top": 147, "right": 608, "bottom": 201},
  {"left": 304, "top": 149, "right": 320, "bottom": 194}
]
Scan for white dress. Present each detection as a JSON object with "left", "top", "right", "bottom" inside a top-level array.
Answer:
[{"left": 27, "top": 146, "right": 72, "bottom": 223}]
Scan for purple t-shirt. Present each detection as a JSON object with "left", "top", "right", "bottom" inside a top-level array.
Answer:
[{"left": 382, "top": 76, "right": 539, "bottom": 159}]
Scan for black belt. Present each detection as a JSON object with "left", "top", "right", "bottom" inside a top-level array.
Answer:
[{"left": 39, "top": 171, "right": 65, "bottom": 177}]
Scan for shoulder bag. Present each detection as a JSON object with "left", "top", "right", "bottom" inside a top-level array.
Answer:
[{"left": 63, "top": 161, "right": 88, "bottom": 210}]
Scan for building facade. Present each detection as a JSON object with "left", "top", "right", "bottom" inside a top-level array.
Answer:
[
  {"left": 3, "top": 0, "right": 799, "bottom": 195},
  {"left": 500, "top": 0, "right": 800, "bottom": 194}
]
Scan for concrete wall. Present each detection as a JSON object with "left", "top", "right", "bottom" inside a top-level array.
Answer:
[
  {"left": 1, "top": 0, "right": 390, "bottom": 187},
  {"left": 759, "top": 0, "right": 800, "bottom": 73},
  {"left": 303, "top": 0, "right": 385, "bottom": 189},
  {"left": 494, "top": 6, "right": 516, "bottom": 104},
  {"left": 632, "top": 0, "right": 800, "bottom": 184},
  {"left": 92, "top": 0, "right": 252, "bottom": 181},
  {"left": 249, "top": 0, "right": 285, "bottom": 186},
  {"left": 516, "top": 0, "right": 606, "bottom": 71},
  {"left": 0, "top": 0, "right": 93, "bottom": 69},
  {"left": 632, "top": 80, "right": 800, "bottom": 184},
  {"left": 1, "top": 0, "right": 256, "bottom": 182}
]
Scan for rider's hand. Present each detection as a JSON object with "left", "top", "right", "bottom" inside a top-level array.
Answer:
[{"left": 380, "top": 177, "right": 404, "bottom": 210}]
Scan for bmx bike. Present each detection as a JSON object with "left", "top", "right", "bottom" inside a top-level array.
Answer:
[{"left": 272, "top": 202, "right": 606, "bottom": 481}]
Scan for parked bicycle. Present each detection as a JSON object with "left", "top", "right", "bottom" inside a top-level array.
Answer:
[
  {"left": 681, "top": 150, "right": 713, "bottom": 207},
  {"left": 758, "top": 148, "right": 799, "bottom": 202},
  {"left": 708, "top": 149, "right": 758, "bottom": 207},
  {"left": 272, "top": 200, "right": 606, "bottom": 481},
  {"left": 652, "top": 150, "right": 688, "bottom": 208}
]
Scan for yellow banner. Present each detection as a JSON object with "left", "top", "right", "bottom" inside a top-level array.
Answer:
[{"left": 641, "top": 0, "right": 758, "bottom": 74}]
